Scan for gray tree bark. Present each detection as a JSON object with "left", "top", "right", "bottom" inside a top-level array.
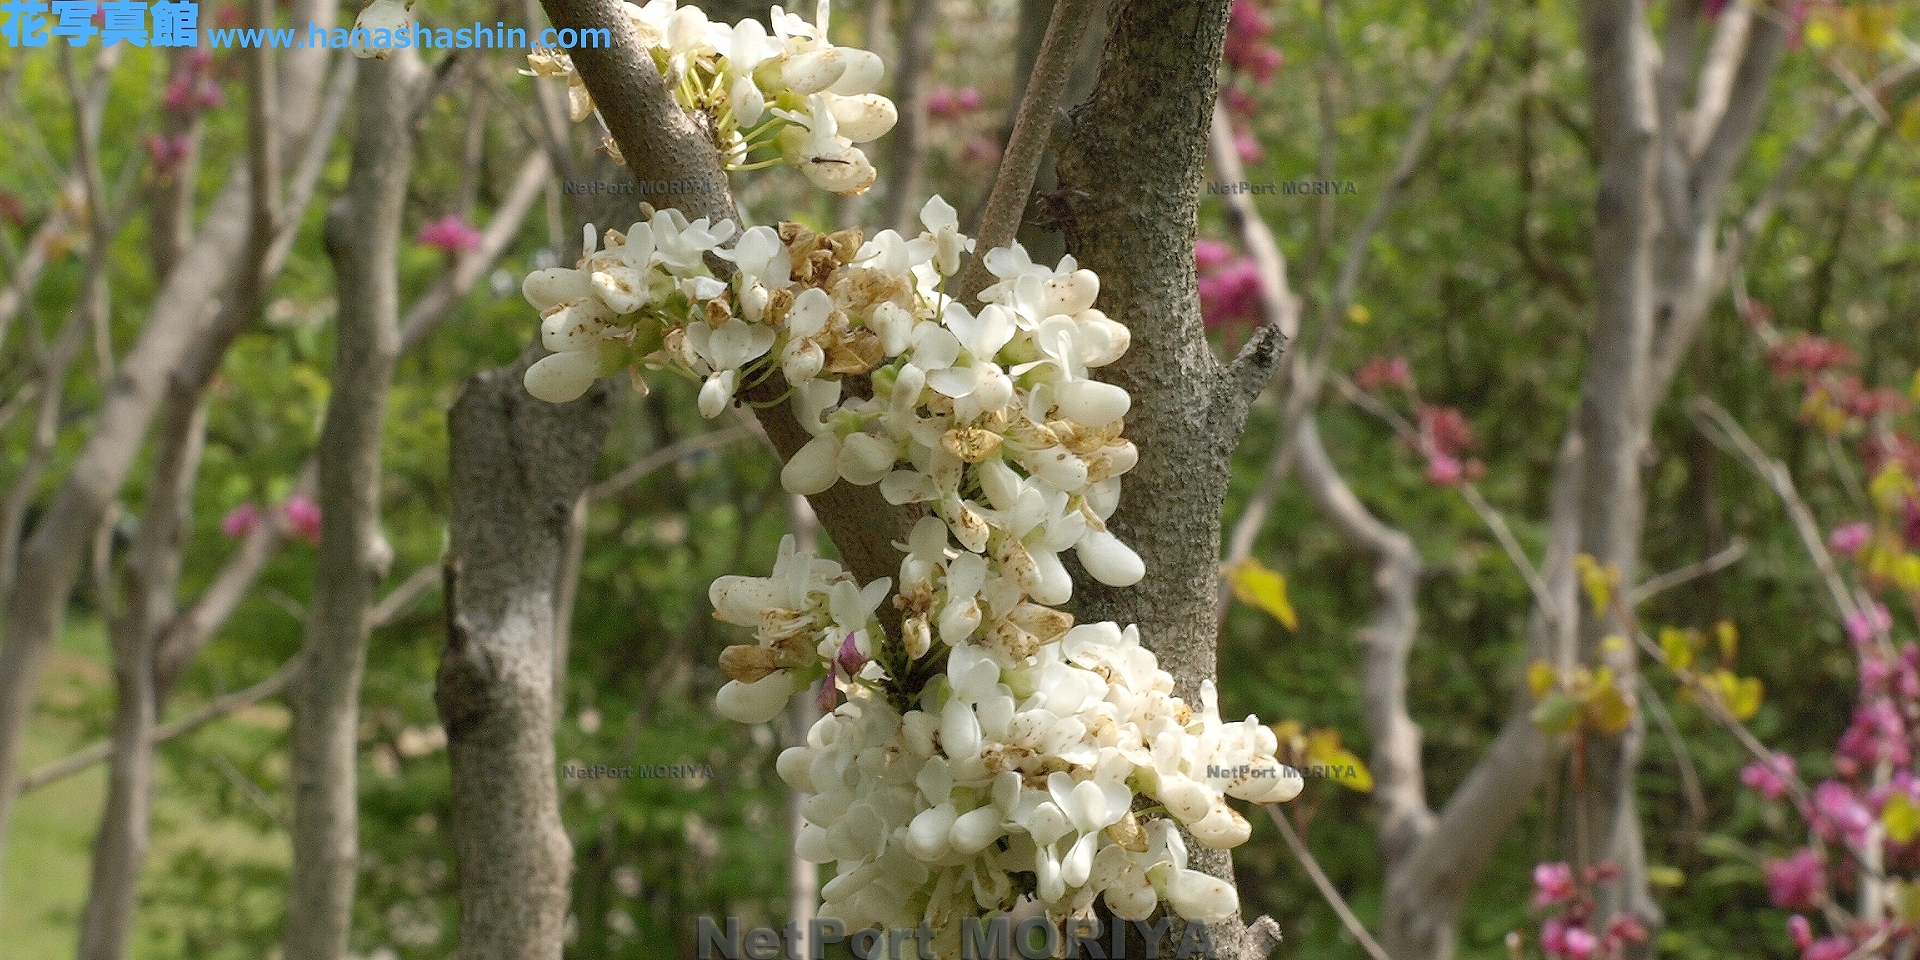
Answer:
[
  {"left": 1052, "top": 1, "right": 1283, "bottom": 956},
  {"left": 438, "top": 355, "right": 615, "bottom": 960},
  {"left": 279, "top": 50, "right": 421, "bottom": 960}
]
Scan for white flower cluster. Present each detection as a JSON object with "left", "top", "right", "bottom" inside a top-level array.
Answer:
[
  {"left": 521, "top": 0, "right": 894, "bottom": 194},
  {"left": 513, "top": 1, "right": 1302, "bottom": 937}
]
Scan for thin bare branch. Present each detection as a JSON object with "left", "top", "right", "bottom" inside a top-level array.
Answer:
[
  {"left": 1629, "top": 537, "right": 1748, "bottom": 604},
  {"left": 1265, "top": 805, "right": 1395, "bottom": 960},
  {"left": 585, "top": 425, "right": 753, "bottom": 500},
  {"left": 955, "top": 0, "right": 1106, "bottom": 306}
]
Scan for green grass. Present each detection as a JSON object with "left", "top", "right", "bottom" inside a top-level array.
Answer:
[
  {"left": 3, "top": 616, "right": 112, "bottom": 960},
  {"left": 2, "top": 617, "right": 291, "bottom": 960}
]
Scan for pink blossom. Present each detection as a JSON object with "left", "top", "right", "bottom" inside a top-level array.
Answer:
[
  {"left": 1193, "top": 238, "right": 1237, "bottom": 273},
  {"left": 163, "top": 74, "right": 197, "bottom": 112},
  {"left": 1532, "top": 861, "right": 1575, "bottom": 909},
  {"left": 220, "top": 503, "right": 261, "bottom": 539},
  {"left": 1740, "top": 752, "right": 1796, "bottom": 801},
  {"left": 1355, "top": 355, "right": 1413, "bottom": 394},
  {"left": 1197, "top": 257, "right": 1263, "bottom": 332},
  {"left": 926, "top": 86, "right": 957, "bottom": 117},
  {"left": 1224, "top": 87, "right": 1258, "bottom": 119},
  {"left": 193, "top": 78, "right": 224, "bottom": 111},
  {"left": 1845, "top": 602, "right": 1891, "bottom": 645},
  {"left": 89, "top": 3, "right": 103, "bottom": 25},
  {"left": 144, "top": 134, "right": 192, "bottom": 175},
  {"left": 959, "top": 135, "right": 1000, "bottom": 169},
  {"left": 1764, "top": 849, "right": 1823, "bottom": 910},
  {"left": 283, "top": 495, "right": 322, "bottom": 546},
  {"left": 417, "top": 215, "right": 484, "bottom": 254},
  {"left": 1827, "top": 522, "right": 1871, "bottom": 556},
  {"left": 1425, "top": 454, "right": 1465, "bottom": 487},
  {"left": 1803, "top": 936, "right": 1855, "bottom": 960},
  {"left": 184, "top": 47, "right": 215, "bottom": 72},
  {"left": 1812, "top": 780, "right": 1875, "bottom": 847},
  {"left": 1560, "top": 925, "right": 1597, "bottom": 960},
  {"left": 955, "top": 87, "right": 982, "bottom": 111},
  {"left": 1540, "top": 918, "right": 1569, "bottom": 955},
  {"left": 1787, "top": 915, "right": 1814, "bottom": 951},
  {"left": 836, "top": 632, "right": 865, "bottom": 677},
  {"left": 1601, "top": 913, "right": 1648, "bottom": 948},
  {"left": 817, "top": 675, "right": 840, "bottom": 713},
  {"left": 1234, "top": 131, "right": 1262, "bottom": 163}
]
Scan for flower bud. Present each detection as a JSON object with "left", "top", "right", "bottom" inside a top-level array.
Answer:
[
  {"left": 827, "top": 93, "right": 897, "bottom": 143},
  {"left": 1163, "top": 867, "right": 1239, "bottom": 923},
  {"left": 781, "top": 48, "right": 849, "bottom": 95},
  {"left": 524, "top": 349, "right": 601, "bottom": 404},
  {"left": 714, "top": 670, "right": 799, "bottom": 724},
  {"left": 350, "top": 0, "right": 410, "bottom": 59},
  {"left": 1077, "top": 529, "right": 1145, "bottom": 587}
]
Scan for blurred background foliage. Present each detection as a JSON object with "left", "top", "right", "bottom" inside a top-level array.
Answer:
[{"left": 0, "top": 0, "right": 1916, "bottom": 956}]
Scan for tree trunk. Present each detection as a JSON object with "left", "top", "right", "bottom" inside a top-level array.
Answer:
[
  {"left": 438, "top": 353, "right": 615, "bottom": 960},
  {"left": 280, "top": 50, "right": 419, "bottom": 960},
  {"left": 1054, "top": 0, "right": 1283, "bottom": 956}
]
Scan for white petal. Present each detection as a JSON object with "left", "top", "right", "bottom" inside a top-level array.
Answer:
[
  {"left": 782, "top": 48, "right": 849, "bottom": 95},
  {"left": 838, "top": 433, "right": 898, "bottom": 486},
  {"left": 1076, "top": 529, "right": 1145, "bottom": 587},
  {"left": 827, "top": 49, "right": 885, "bottom": 95},
  {"left": 781, "top": 435, "right": 843, "bottom": 495},
  {"left": 698, "top": 370, "right": 737, "bottom": 419},
  {"left": 714, "top": 670, "right": 798, "bottom": 724},
  {"left": 524, "top": 350, "right": 601, "bottom": 404},
  {"left": 827, "top": 93, "right": 897, "bottom": 143},
  {"left": 1053, "top": 378, "right": 1131, "bottom": 427},
  {"left": 776, "top": 746, "right": 815, "bottom": 792},
  {"left": 523, "top": 268, "right": 592, "bottom": 310},
  {"left": 949, "top": 805, "right": 1003, "bottom": 856},
  {"left": 730, "top": 74, "right": 766, "bottom": 126},
  {"left": 1163, "top": 868, "right": 1239, "bottom": 923}
]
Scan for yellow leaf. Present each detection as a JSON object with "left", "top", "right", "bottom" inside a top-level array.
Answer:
[
  {"left": 1889, "top": 794, "right": 1920, "bottom": 845},
  {"left": 1896, "top": 554, "right": 1920, "bottom": 594},
  {"left": 1575, "top": 554, "right": 1618, "bottom": 616},
  {"left": 1227, "top": 558, "right": 1299, "bottom": 631},
  {"left": 1306, "top": 730, "right": 1374, "bottom": 792},
  {"left": 1659, "top": 627, "right": 1694, "bottom": 673},
  {"left": 1527, "top": 660, "right": 1559, "bottom": 699},
  {"left": 1911, "top": 366, "right": 1920, "bottom": 400},
  {"left": 1647, "top": 865, "right": 1685, "bottom": 889},
  {"left": 1805, "top": 17, "right": 1835, "bottom": 50},
  {"left": 1346, "top": 304, "right": 1372, "bottom": 325},
  {"left": 1870, "top": 463, "right": 1917, "bottom": 515},
  {"left": 1896, "top": 880, "right": 1920, "bottom": 924},
  {"left": 1715, "top": 621, "right": 1738, "bottom": 664},
  {"left": 1587, "top": 684, "right": 1635, "bottom": 736},
  {"left": 1711, "top": 670, "right": 1763, "bottom": 721}
]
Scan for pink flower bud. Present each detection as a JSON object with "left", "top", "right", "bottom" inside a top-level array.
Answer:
[
  {"left": 1827, "top": 522, "right": 1871, "bottom": 556},
  {"left": 283, "top": 495, "right": 322, "bottom": 546},
  {"left": 220, "top": 503, "right": 261, "bottom": 538}
]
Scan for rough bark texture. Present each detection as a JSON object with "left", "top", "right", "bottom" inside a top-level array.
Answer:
[
  {"left": 0, "top": 0, "right": 334, "bottom": 874},
  {"left": 438, "top": 356, "right": 615, "bottom": 960},
  {"left": 1053, "top": 0, "right": 1282, "bottom": 956},
  {"left": 280, "top": 51, "right": 419, "bottom": 960}
]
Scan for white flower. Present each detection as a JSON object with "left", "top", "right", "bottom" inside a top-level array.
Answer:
[
  {"left": 524, "top": 349, "right": 603, "bottom": 404},
  {"left": 716, "top": 670, "right": 800, "bottom": 724},
  {"left": 350, "top": 0, "right": 411, "bottom": 59},
  {"left": 826, "top": 93, "right": 897, "bottom": 143}
]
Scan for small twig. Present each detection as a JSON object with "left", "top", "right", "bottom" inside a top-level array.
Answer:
[
  {"left": 1629, "top": 537, "right": 1748, "bottom": 605},
  {"left": 1689, "top": 397, "right": 1860, "bottom": 624},
  {"left": 954, "top": 0, "right": 1104, "bottom": 306},
  {"left": 584, "top": 425, "right": 752, "bottom": 501},
  {"left": 1635, "top": 675, "right": 1706, "bottom": 830},
  {"left": 1264, "top": 805, "right": 1394, "bottom": 960},
  {"left": 209, "top": 752, "right": 288, "bottom": 830}
]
